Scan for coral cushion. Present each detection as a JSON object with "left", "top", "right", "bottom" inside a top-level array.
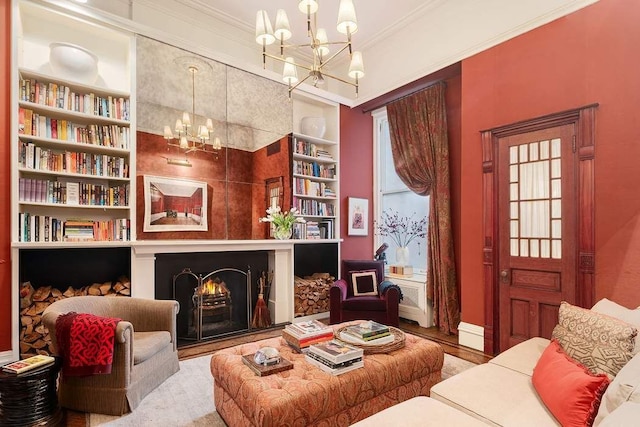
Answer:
[{"left": 532, "top": 340, "right": 610, "bottom": 427}]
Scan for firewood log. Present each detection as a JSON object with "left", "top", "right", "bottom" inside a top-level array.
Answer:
[{"left": 32, "top": 285, "right": 52, "bottom": 302}]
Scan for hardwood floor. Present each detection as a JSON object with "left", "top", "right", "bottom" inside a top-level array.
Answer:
[{"left": 64, "top": 318, "right": 491, "bottom": 426}]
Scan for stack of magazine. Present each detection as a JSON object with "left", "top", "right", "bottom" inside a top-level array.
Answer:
[
  {"left": 282, "top": 319, "right": 334, "bottom": 353},
  {"left": 340, "top": 320, "right": 393, "bottom": 345},
  {"left": 305, "top": 340, "right": 364, "bottom": 375}
]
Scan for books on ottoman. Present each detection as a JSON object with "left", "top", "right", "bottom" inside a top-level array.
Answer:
[
  {"left": 286, "top": 320, "right": 332, "bottom": 338},
  {"left": 306, "top": 340, "right": 364, "bottom": 375},
  {"left": 309, "top": 340, "right": 364, "bottom": 364},
  {"left": 282, "top": 329, "right": 333, "bottom": 353},
  {"left": 342, "top": 320, "right": 390, "bottom": 341},
  {"left": 305, "top": 354, "right": 364, "bottom": 376},
  {"left": 283, "top": 320, "right": 334, "bottom": 353}
]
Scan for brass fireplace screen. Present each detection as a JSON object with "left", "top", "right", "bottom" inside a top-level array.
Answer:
[{"left": 173, "top": 267, "right": 252, "bottom": 343}]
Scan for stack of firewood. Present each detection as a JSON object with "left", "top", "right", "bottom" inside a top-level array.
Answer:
[
  {"left": 19, "top": 277, "right": 131, "bottom": 358},
  {"left": 294, "top": 273, "right": 334, "bottom": 317}
]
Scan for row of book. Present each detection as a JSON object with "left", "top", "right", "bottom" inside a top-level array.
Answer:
[
  {"left": 291, "top": 219, "right": 335, "bottom": 240},
  {"left": 294, "top": 160, "right": 336, "bottom": 179},
  {"left": 19, "top": 141, "right": 129, "bottom": 178},
  {"left": 18, "top": 213, "right": 131, "bottom": 242},
  {"left": 293, "top": 137, "right": 334, "bottom": 160},
  {"left": 19, "top": 178, "right": 129, "bottom": 207},
  {"left": 19, "top": 77, "right": 131, "bottom": 121},
  {"left": 294, "top": 178, "right": 335, "bottom": 198},
  {"left": 293, "top": 197, "right": 335, "bottom": 217},
  {"left": 19, "top": 108, "right": 131, "bottom": 149}
]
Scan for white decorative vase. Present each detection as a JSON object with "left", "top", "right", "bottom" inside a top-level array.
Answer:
[
  {"left": 49, "top": 42, "right": 99, "bottom": 85},
  {"left": 396, "top": 246, "right": 410, "bottom": 266},
  {"left": 300, "top": 116, "right": 326, "bottom": 139}
]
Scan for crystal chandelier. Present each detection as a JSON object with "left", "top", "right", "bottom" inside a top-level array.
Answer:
[
  {"left": 255, "top": 0, "right": 365, "bottom": 96},
  {"left": 163, "top": 65, "right": 222, "bottom": 159}
]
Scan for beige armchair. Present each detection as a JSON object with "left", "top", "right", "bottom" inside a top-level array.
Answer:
[{"left": 42, "top": 296, "right": 180, "bottom": 416}]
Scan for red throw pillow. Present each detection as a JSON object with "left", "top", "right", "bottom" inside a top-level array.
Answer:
[{"left": 532, "top": 340, "right": 610, "bottom": 427}]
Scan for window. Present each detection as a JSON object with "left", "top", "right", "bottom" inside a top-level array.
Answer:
[{"left": 373, "top": 109, "right": 429, "bottom": 271}]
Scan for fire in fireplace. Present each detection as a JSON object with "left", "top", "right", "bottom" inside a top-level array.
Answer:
[{"left": 192, "top": 277, "right": 232, "bottom": 327}]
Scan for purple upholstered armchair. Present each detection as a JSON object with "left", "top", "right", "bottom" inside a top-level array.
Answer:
[{"left": 329, "top": 260, "right": 400, "bottom": 327}]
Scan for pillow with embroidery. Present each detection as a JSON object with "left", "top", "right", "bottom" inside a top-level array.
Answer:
[
  {"left": 350, "top": 270, "right": 378, "bottom": 296},
  {"left": 552, "top": 301, "right": 637, "bottom": 378}
]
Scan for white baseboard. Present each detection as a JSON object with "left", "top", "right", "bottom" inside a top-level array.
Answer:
[
  {"left": 458, "top": 321, "right": 484, "bottom": 352},
  {"left": 0, "top": 350, "right": 14, "bottom": 365}
]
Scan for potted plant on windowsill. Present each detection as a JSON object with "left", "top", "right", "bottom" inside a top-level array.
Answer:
[{"left": 374, "top": 209, "right": 427, "bottom": 267}]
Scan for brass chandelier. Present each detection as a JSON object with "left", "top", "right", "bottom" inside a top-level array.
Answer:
[
  {"left": 255, "top": 0, "right": 365, "bottom": 96},
  {"left": 163, "top": 65, "right": 222, "bottom": 159}
]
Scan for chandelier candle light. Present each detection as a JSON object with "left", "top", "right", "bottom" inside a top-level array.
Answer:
[
  {"left": 259, "top": 206, "right": 306, "bottom": 240},
  {"left": 255, "top": 0, "right": 365, "bottom": 96},
  {"left": 163, "top": 65, "right": 222, "bottom": 160}
]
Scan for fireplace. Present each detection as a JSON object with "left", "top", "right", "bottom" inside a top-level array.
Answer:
[
  {"left": 155, "top": 250, "right": 270, "bottom": 347},
  {"left": 173, "top": 267, "right": 251, "bottom": 343}
]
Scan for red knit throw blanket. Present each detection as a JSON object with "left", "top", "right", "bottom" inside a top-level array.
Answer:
[{"left": 55, "top": 312, "right": 121, "bottom": 376}]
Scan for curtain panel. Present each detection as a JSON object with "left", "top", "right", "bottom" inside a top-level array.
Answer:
[{"left": 386, "top": 82, "right": 460, "bottom": 334}]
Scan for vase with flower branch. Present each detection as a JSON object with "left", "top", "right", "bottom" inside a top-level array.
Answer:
[
  {"left": 259, "top": 206, "right": 306, "bottom": 239},
  {"left": 374, "top": 209, "right": 427, "bottom": 266}
]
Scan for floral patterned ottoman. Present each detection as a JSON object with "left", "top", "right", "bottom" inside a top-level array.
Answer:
[{"left": 210, "top": 324, "right": 444, "bottom": 427}]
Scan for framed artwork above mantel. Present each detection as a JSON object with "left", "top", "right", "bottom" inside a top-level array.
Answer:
[{"left": 143, "top": 175, "right": 208, "bottom": 232}]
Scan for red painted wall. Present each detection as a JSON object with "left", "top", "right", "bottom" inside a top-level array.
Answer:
[
  {"left": 0, "top": 1, "right": 10, "bottom": 351},
  {"left": 459, "top": 0, "right": 640, "bottom": 326},
  {"left": 339, "top": 104, "right": 374, "bottom": 261}
]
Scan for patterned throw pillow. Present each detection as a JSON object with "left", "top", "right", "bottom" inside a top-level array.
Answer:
[
  {"left": 552, "top": 301, "right": 637, "bottom": 378},
  {"left": 350, "top": 270, "right": 378, "bottom": 296}
]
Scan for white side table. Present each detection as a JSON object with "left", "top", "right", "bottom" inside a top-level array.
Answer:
[{"left": 386, "top": 273, "right": 433, "bottom": 328}]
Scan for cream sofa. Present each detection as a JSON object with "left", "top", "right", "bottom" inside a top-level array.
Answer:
[{"left": 353, "top": 299, "right": 640, "bottom": 426}]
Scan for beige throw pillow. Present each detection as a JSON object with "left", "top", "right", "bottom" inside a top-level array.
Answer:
[{"left": 552, "top": 301, "right": 637, "bottom": 379}]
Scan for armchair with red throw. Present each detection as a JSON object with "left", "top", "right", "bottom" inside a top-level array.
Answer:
[{"left": 329, "top": 260, "right": 401, "bottom": 327}]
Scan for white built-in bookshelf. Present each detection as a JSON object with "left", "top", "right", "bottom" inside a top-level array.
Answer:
[
  {"left": 291, "top": 91, "right": 340, "bottom": 241},
  {"left": 13, "top": 1, "right": 135, "bottom": 246}
]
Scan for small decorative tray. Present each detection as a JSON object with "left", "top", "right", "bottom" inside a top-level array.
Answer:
[{"left": 335, "top": 325, "right": 406, "bottom": 354}]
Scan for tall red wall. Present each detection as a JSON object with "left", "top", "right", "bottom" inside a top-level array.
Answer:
[
  {"left": 0, "top": 1, "right": 10, "bottom": 351},
  {"left": 339, "top": 105, "right": 374, "bottom": 261},
  {"left": 460, "top": 0, "right": 640, "bottom": 326}
]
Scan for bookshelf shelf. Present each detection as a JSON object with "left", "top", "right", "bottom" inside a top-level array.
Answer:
[
  {"left": 18, "top": 202, "right": 130, "bottom": 210},
  {"left": 18, "top": 101, "right": 130, "bottom": 126},
  {"left": 18, "top": 168, "right": 130, "bottom": 182},
  {"left": 293, "top": 193, "right": 337, "bottom": 201},
  {"left": 293, "top": 173, "right": 337, "bottom": 183},
  {"left": 18, "top": 135, "right": 130, "bottom": 155},
  {"left": 292, "top": 152, "right": 336, "bottom": 164}
]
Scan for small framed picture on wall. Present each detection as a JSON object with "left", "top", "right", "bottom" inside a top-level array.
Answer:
[{"left": 347, "top": 197, "right": 368, "bottom": 236}]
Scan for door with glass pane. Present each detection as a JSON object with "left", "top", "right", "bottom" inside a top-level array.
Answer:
[{"left": 498, "top": 124, "right": 577, "bottom": 350}]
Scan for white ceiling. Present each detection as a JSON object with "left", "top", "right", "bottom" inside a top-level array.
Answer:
[{"left": 73, "top": 0, "right": 600, "bottom": 105}]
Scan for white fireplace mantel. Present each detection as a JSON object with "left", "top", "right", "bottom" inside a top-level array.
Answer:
[{"left": 131, "top": 239, "right": 304, "bottom": 325}]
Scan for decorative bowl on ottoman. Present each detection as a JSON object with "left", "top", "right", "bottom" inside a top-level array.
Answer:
[
  {"left": 49, "top": 42, "right": 99, "bottom": 85},
  {"left": 300, "top": 116, "right": 326, "bottom": 139}
]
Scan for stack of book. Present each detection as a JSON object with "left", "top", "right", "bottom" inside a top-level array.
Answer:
[
  {"left": 2, "top": 355, "right": 55, "bottom": 374},
  {"left": 305, "top": 340, "right": 364, "bottom": 375},
  {"left": 282, "top": 320, "right": 334, "bottom": 353},
  {"left": 340, "top": 321, "right": 393, "bottom": 344}
]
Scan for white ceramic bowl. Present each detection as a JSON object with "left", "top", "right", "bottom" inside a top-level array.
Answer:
[
  {"left": 300, "top": 116, "right": 326, "bottom": 139},
  {"left": 49, "top": 42, "right": 99, "bottom": 84}
]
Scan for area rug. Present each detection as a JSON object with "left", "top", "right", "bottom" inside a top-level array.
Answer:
[{"left": 89, "top": 353, "right": 476, "bottom": 426}]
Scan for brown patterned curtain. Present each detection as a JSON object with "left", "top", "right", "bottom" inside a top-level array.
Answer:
[{"left": 386, "top": 82, "right": 460, "bottom": 335}]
